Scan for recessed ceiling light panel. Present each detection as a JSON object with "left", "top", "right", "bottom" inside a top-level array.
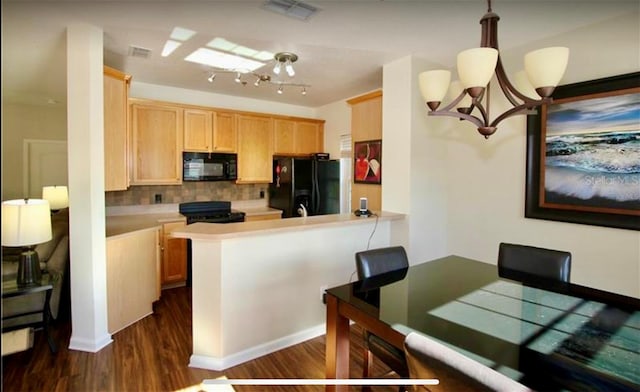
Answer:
[{"left": 185, "top": 48, "right": 265, "bottom": 71}]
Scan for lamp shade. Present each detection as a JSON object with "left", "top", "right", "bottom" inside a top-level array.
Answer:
[
  {"left": 524, "top": 46, "right": 569, "bottom": 89},
  {"left": 419, "top": 70, "right": 451, "bottom": 103},
  {"left": 42, "top": 185, "right": 69, "bottom": 210},
  {"left": 1, "top": 199, "right": 52, "bottom": 247},
  {"left": 457, "top": 47, "right": 498, "bottom": 89}
]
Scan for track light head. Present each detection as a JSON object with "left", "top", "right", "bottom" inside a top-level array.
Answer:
[
  {"left": 274, "top": 52, "right": 298, "bottom": 78},
  {"left": 207, "top": 73, "right": 216, "bottom": 83},
  {"left": 277, "top": 85, "right": 283, "bottom": 94}
]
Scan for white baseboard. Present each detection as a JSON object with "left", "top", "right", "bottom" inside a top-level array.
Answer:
[
  {"left": 68, "top": 333, "right": 113, "bottom": 352},
  {"left": 189, "top": 323, "right": 326, "bottom": 371}
]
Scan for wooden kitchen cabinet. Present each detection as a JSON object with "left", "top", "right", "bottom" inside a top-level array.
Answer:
[
  {"left": 130, "top": 100, "right": 183, "bottom": 185},
  {"left": 184, "top": 109, "right": 237, "bottom": 153},
  {"left": 213, "top": 111, "right": 237, "bottom": 152},
  {"left": 236, "top": 114, "right": 273, "bottom": 183},
  {"left": 106, "top": 227, "right": 160, "bottom": 334},
  {"left": 295, "top": 121, "right": 323, "bottom": 155},
  {"left": 161, "top": 221, "right": 187, "bottom": 285},
  {"left": 273, "top": 118, "right": 324, "bottom": 156},
  {"left": 273, "top": 119, "right": 295, "bottom": 154},
  {"left": 103, "top": 66, "right": 131, "bottom": 191},
  {"left": 183, "top": 108, "right": 212, "bottom": 152}
]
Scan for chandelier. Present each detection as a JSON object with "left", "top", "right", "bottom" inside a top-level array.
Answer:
[
  {"left": 206, "top": 52, "right": 310, "bottom": 96},
  {"left": 418, "top": 0, "right": 569, "bottom": 138}
]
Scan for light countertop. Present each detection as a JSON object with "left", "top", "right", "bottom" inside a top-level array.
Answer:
[
  {"left": 105, "top": 200, "right": 282, "bottom": 238},
  {"left": 106, "top": 213, "right": 185, "bottom": 238},
  {"left": 171, "top": 211, "right": 405, "bottom": 241}
]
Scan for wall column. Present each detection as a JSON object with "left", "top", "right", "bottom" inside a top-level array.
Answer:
[{"left": 66, "top": 23, "right": 111, "bottom": 352}]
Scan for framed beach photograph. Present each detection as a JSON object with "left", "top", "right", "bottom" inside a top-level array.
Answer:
[
  {"left": 525, "top": 72, "right": 640, "bottom": 231},
  {"left": 354, "top": 139, "right": 382, "bottom": 184}
]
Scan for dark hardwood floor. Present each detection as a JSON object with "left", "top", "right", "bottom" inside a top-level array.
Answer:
[{"left": 2, "top": 286, "right": 398, "bottom": 392}]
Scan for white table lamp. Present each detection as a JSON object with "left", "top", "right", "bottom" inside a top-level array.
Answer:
[
  {"left": 42, "top": 185, "right": 69, "bottom": 212},
  {"left": 1, "top": 199, "right": 52, "bottom": 286}
]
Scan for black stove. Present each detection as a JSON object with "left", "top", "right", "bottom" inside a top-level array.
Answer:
[
  {"left": 179, "top": 201, "right": 245, "bottom": 287},
  {"left": 179, "top": 201, "right": 245, "bottom": 224}
]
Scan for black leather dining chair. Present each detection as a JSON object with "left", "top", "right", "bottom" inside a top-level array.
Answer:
[
  {"left": 355, "top": 246, "right": 410, "bottom": 389},
  {"left": 498, "top": 242, "right": 572, "bottom": 283},
  {"left": 403, "top": 332, "right": 533, "bottom": 392}
]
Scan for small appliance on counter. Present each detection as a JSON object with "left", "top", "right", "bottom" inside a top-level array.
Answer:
[
  {"left": 179, "top": 201, "right": 245, "bottom": 287},
  {"left": 269, "top": 153, "right": 341, "bottom": 218}
]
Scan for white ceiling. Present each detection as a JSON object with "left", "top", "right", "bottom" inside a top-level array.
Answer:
[{"left": 2, "top": 0, "right": 638, "bottom": 108}]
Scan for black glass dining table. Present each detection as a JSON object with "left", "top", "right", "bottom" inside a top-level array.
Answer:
[{"left": 325, "top": 255, "right": 640, "bottom": 392}]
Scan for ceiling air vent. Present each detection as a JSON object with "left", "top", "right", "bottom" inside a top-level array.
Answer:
[
  {"left": 261, "top": 0, "right": 319, "bottom": 21},
  {"left": 128, "top": 45, "right": 152, "bottom": 59}
]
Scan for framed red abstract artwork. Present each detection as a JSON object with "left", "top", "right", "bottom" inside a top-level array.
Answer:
[{"left": 354, "top": 139, "right": 382, "bottom": 184}]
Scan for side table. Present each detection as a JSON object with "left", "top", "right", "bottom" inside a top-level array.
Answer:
[{"left": 2, "top": 273, "right": 57, "bottom": 353}]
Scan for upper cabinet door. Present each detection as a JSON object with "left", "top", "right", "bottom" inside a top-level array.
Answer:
[
  {"left": 236, "top": 115, "right": 273, "bottom": 183},
  {"left": 295, "top": 121, "right": 323, "bottom": 155},
  {"left": 273, "top": 119, "right": 295, "bottom": 155},
  {"left": 130, "top": 102, "right": 183, "bottom": 185},
  {"left": 103, "top": 66, "right": 131, "bottom": 191},
  {"left": 183, "top": 109, "right": 213, "bottom": 152},
  {"left": 273, "top": 118, "right": 324, "bottom": 156},
  {"left": 213, "top": 111, "right": 237, "bottom": 153}
]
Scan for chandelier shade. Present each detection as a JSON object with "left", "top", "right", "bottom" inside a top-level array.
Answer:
[
  {"left": 418, "top": 0, "right": 569, "bottom": 138},
  {"left": 419, "top": 70, "right": 451, "bottom": 106},
  {"left": 456, "top": 48, "right": 498, "bottom": 92},
  {"left": 524, "top": 46, "right": 570, "bottom": 95}
]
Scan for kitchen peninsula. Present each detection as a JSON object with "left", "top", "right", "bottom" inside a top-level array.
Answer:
[{"left": 171, "top": 211, "right": 405, "bottom": 370}]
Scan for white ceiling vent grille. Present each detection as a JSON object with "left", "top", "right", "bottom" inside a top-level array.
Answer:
[
  {"left": 128, "top": 45, "right": 152, "bottom": 59},
  {"left": 261, "top": 0, "right": 319, "bottom": 21}
]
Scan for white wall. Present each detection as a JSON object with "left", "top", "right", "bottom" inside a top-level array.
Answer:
[
  {"left": 1, "top": 103, "right": 67, "bottom": 200},
  {"left": 381, "top": 56, "right": 449, "bottom": 262},
  {"left": 316, "top": 99, "right": 351, "bottom": 159}
]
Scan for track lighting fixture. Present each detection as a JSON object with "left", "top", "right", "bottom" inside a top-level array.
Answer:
[{"left": 204, "top": 51, "right": 310, "bottom": 97}]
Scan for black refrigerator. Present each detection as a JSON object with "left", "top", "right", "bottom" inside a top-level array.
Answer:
[{"left": 269, "top": 156, "right": 341, "bottom": 218}]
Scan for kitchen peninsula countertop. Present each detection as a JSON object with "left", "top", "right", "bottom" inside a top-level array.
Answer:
[
  {"left": 106, "top": 213, "right": 185, "bottom": 238},
  {"left": 105, "top": 200, "right": 281, "bottom": 238},
  {"left": 172, "top": 211, "right": 404, "bottom": 241}
]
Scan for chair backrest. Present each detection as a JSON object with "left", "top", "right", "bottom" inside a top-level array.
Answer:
[
  {"left": 498, "top": 242, "right": 571, "bottom": 283},
  {"left": 355, "top": 246, "right": 409, "bottom": 280},
  {"left": 403, "top": 332, "right": 533, "bottom": 392}
]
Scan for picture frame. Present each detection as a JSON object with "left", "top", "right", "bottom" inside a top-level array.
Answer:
[
  {"left": 525, "top": 72, "right": 640, "bottom": 231},
  {"left": 354, "top": 139, "right": 382, "bottom": 184}
]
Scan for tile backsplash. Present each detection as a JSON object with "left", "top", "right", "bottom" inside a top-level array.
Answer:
[{"left": 105, "top": 182, "right": 266, "bottom": 206}]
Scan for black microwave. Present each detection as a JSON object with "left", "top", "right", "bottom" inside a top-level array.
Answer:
[{"left": 183, "top": 152, "right": 237, "bottom": 181}]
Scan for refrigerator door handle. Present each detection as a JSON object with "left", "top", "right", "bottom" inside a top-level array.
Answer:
[{"left": 314, "top": 161, "right": 320, "bottom": 214}]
